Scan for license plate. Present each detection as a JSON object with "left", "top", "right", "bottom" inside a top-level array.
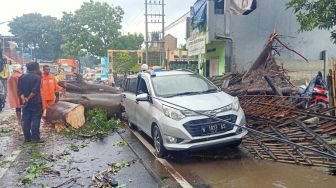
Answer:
[{"left": 201, "top": 123, "right": 227, "bottom": 135}]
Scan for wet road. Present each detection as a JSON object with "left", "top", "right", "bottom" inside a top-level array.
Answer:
[
  {"left": 170, "top": 146, "right": 336, "bottom": 188},
  {"left": 2, "top": 110, "right": 336, "bottom": 188},
  {"left": 0, "top": 125, "right": 160, "bottom": 187}
]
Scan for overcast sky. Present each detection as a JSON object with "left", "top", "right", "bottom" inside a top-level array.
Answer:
[{"left": 0, "top": 0, "right": 196, "bottom": 44}]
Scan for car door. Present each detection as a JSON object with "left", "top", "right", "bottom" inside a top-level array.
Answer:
[
  {"left": 135, "top": 76, "right": 153, "bottom": 136},
  {"left": 124, "top": 77, "right": 137, "bottom": 124}
]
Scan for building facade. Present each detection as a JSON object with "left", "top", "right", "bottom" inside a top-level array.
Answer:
[
  {"left": 187, "top": 0, "right": 228, "bottom": 77},
  {"left": 187, "top": 0, "right": 336, "bottom": 77}
]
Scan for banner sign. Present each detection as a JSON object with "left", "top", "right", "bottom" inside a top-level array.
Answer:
[
  {"left": 229, "top": 0, "right": 257, "bottom": 15},
  {"left": 187, "top": 32, "right": 206, "bottom": 56}
]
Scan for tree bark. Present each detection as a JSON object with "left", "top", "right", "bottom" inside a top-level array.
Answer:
[
  {"left": 61, "top": 93, "right": 124, "bottom": 116},
  {"left": 264, "top": 75, "right": 284, "bottom": 96},
  {"left": 46, "top": 101, "right": 85, "bottom": 129},
  {"left": 58, "top": 80, "right": 122, "bottom": 94}
]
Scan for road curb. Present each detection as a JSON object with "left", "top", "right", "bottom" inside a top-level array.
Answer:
[{"left": 126, "top": 127, "right": 193, "bottom": 188}]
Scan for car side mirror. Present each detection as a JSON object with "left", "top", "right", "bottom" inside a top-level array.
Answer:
[{"left": 136, "top": 93, "right": 149, "bottom": 102}]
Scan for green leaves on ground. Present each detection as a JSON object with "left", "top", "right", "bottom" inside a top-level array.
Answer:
[
  {"left": 0, "top": 160, "right": 11, "bottom": 168},
  {"left": 31, "top": 151, "right": 55, "bottom": 162},
  {"left": 61, "top": 109, "right": 120, "bottom": 139},
  {"left": 0, "top": 127, "right": 14, "bottom": 134},
  {"left": 93, "top": 160, "right": 136, "bottom": 187},
  {"left": 68, "top": 144, "right": 80, "bottom": 152},
  {"left": 85, "top": 109, "right": 120, "bottom": 134},
  {"left": 287, "top": 0, "right": 336, "bottom": 43},
  {"left": 17, "top": 162, "right": 52, "bottom": 185},
  {"left": 112, "top": 141, "right": 129, "bottom": 147}
]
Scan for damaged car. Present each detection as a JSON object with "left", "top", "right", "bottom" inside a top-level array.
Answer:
[{"left": 123, "top": 70, "right": 247, "bottom": 157}]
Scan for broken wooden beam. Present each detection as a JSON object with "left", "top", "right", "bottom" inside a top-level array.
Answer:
[{"left": 264, "top": 75, "right": 283, "bottom": 96}]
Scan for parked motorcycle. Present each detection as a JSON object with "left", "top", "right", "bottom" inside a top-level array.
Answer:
[{"left": 296, "top": 72, "right": 329, "bottom": 111}]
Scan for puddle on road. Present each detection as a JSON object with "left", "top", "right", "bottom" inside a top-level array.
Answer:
[{"left": 170, "top": 147, "right": 336, "bottom": 188}]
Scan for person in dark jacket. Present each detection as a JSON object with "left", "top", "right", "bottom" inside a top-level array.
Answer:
[{"left": 18, "top": 62, "right": 43, "bottom": 143}]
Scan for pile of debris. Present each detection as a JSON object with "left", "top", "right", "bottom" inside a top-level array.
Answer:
[
  {"left": 241, "top": 95, "right": 336, "bottom": 168},
  {"left": 209, "top": 32, "right": 336, "bottom": 168},
  {"left": 210, "top": 32, "right": 307, "bottom": 96}
]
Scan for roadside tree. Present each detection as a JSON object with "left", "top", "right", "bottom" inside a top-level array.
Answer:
[
  {"left": 113, "top": 33, "right": 144, "bottom": 50},
  {"left": 9, "top": 13, "right": 62, "bottom": 60},
  {"left": 113, "top": 52, "right": 138, "bottom": 75},
  {"left": 59, "top": 0, "right": 124, "bottom": 57},
  {"left": 287, "top": 0, "right": 336, "bottom": 43}
]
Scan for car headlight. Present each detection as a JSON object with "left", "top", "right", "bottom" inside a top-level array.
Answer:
[
  {"left": 232, "top": 97, "right": 241, "bottom": 111},
  {"left": 162, "top": 105, "right": 185, "bottom": 121}
]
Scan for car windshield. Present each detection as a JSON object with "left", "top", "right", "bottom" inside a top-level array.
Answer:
[
  {"left": 61, "top": 65, "right": 74, "bottom": 73},
  {"left": 152, "top": 74, "right": 218, "bottom": 97},
  {"left": 50, "top": 66, "right": 57, "bottom": 74}
]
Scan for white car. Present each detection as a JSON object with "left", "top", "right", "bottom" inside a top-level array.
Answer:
[{"left": 123, "top": 70, "right": 247, "bottom": 157}]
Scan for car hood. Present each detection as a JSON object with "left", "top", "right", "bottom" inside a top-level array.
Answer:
[{"left": 160, "top": 92, "right": 234, "bottom": 111}]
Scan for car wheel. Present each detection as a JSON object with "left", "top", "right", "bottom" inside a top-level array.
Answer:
[
  {"left": 316, "top": 102, "right": 330, "bottom": 115},
  {"left": 152, "top": 125, "right": 167, "bottom": 158},
  {"left": 128, "top": 121, "right": 136, "bottom": 130}
]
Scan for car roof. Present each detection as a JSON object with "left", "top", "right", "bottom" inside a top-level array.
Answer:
[
  {"left": 127, "top": 70, "right": 193, "bottom": 79},
  {"left": 154, "top": 70, "right": 193, "bottom": 77}
]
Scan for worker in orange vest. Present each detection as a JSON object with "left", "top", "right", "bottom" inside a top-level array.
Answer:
[{"left": 41, "top": 65, "right": 63, "bottom": 118}]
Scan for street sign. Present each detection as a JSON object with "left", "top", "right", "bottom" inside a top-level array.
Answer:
[{"left": 187, "top": 31, "right": 206, "bottom": 56}]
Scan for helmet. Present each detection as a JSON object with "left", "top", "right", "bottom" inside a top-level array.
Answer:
[{"left": 141, "top": 64, "right": 149, "bottom": 71}]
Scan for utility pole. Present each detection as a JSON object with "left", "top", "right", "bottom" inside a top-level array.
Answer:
[
  {"left": 145, "top": 0, "right": 149, "bottom": 65},
  {"left": 161, "top": 0, "right": 165, "bottom": 67},
  {"left": 144, "top": 0, "right": 165, "bottom": 67}
]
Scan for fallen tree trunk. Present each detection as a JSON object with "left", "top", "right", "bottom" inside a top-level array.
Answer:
[
  {"left": 264, "top": 75, "right": 283, "bottom": 96},
  {"left": 246, "top": 86, "right": 292, "bottom": 95},
  {"left": 46, "top": 101, "right": 85, "bottom": 130},
  {"left": 59, "top": 80, "right": 122, "bottom": 94},
  {"left": 61, "top": 93, "right": 123, "bottom": 116}
]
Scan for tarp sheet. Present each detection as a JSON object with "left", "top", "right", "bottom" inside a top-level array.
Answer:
[{"left": 191, "top": 0, "right": 207, "bottom": 29}]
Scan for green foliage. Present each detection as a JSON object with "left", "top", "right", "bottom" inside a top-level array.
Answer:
[
  {"left": 287, "top": 0, "right": 336, "bottom": 43},
  {"left": 113, "top": 33, "right": 144, "bottom": 50},
  {"left": 0, "top": 160, "right": 11, "bottom": 168},
  {"left": 59, "top": 0, "right": 124, "bottom": 57},
  {"left": 112, "top": 141, "right": 129, "bottom": 147},
  {"left": 79, "top": 55, "right": 101, "bottom": 68},
  {"left": 9, "top": 13, "right": 62, "bottom": 60},
  {"left": 68, "top": 143, "right": 80, "bottom": 152},
  {"left": 0, "top": 127, "right": 13, "bottom": 134},
  {"left": 61, "top": 109, "right": 119, "bottom": 139},
  {"left": 31, "top": 151, "right": 55, "bottom": 162},
  {"left": 18, "top": 162, "right": 52, "bottom": 185},
  {"left": 113, "top": 52, "right": 138, "bottom": 74},
  {"left": 178, "top": 44, "right": 187, "bottom": 51},
  {"left": 85, "top": 109, "right": 119, "bottom": 133}
]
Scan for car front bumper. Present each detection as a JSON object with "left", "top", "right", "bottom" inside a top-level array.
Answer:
[{"left": 159, "top": 108, "right": 248, "bottom": 151}]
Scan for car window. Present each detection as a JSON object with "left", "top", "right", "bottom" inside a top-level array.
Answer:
[
  {"left": 126, "top": 78, "right": 137, "bottom": 93},
  {"left": 137, "top": 77, "right": 149, "bottom": 95},
  {"left": 152, "top": 74, "right": 217, "bottom": 97}
]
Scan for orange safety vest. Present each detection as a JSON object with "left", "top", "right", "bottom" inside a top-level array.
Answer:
[{"left": 41, "top": 73, "right": 63, "bottom": 101}]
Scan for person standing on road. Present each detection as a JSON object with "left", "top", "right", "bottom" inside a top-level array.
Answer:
[
  {"left": 56, "top": 68, "right": 65, "bottom": 82},
  {"left": 7, "top": 64, "right": 23, "bottom": 133},
  {"left": 18, "top": 62, "right": 43, "bottom": 143},
  {"left": 41, "top": 65, "right": 63, "bottom": 118},
  {"left": 0, "top": 57, "right": 9, "bottom": 95},
  {"left": 0, "top": 79, "right": 5, "bottom": 112}
]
